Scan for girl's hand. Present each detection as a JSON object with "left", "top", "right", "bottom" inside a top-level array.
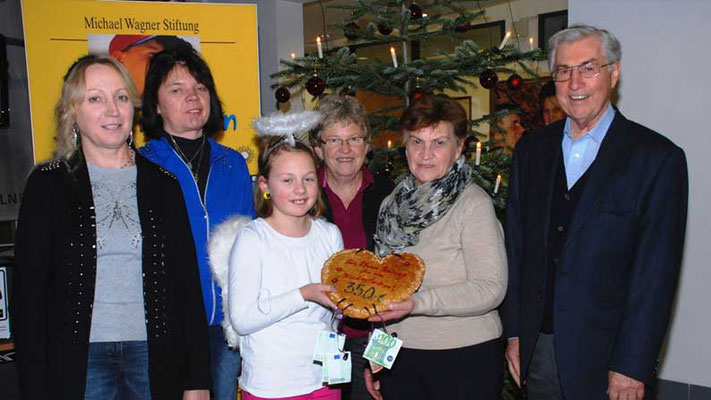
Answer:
[{"left": 300, "top": 283, "right": 337, "bottom": 309}]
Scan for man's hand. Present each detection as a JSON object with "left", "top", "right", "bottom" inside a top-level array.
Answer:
[
  {"left": 506, "top": 337, "right": 521, "bottom": 387},
  {"left": 367, "top": 297, "right": 415, "bottom": 322},
  {"left": 364, "top": 368, "right": 384, "bottom": 400},
  {"left": 182, "top": 389, "right": 209, "bottom": 400},
  {"left": 607, "top": 371, "right": 644, "bottom": 400}
]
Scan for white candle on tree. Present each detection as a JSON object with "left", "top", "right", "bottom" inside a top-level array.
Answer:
[
  {"left": 475, "top": 142, "right": 482, "bottom": 166},
  {"left": 390, "top": 46, "right": 398, "bottom": 68},
  {"left": 494, "top": 174, "right": 502, "bottom": 194},
  {"left": 316, "top": 36, "right": 323, "bottom": 58},
  {"left": 498, "top": 31, "right": 511, "bottom": 50}
]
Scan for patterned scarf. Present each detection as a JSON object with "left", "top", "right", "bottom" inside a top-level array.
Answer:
[{"left": 374, "top": 156, "right": 472, "bottom": 257}]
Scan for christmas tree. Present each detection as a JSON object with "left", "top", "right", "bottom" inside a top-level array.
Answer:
[{"left": 272, "top": 0, "right": 543, "bottom": 222}]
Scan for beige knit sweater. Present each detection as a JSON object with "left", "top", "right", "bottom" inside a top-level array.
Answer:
[{"left": 383, "top": 183, "right": 508, "bottom": 350}]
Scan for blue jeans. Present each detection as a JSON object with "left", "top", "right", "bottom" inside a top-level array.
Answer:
[
  {"left": 85, "top": 341, "right": 151, "bottom": 400},
  {"left": 209, "top": 325, "right": 241, "bottom": 400}
]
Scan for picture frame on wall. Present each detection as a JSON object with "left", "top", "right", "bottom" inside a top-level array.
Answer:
[
  {"left": 0, "top": 266, "right": 9, "bottom": 339},
  {"left": 489, "top": 78, "right": 557, "bottom": 150},
  {"left": 415, "top": 20, "right": 505, "bottom": 59},
  {"left": 491, "top": 78, "right": 551, "bottom": 132},
  {"left": 452, "top": 96, "right": 472, "bottom": 120},
  {"left": 538, "top": 10, "right": 568, "bottom": 55}
]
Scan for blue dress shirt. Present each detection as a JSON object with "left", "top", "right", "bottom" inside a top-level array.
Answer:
[{"left": 562, "top": 104, "right": 616, "bottom": 189}]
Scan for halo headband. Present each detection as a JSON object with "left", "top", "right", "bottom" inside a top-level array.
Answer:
[{"left": 252, "top": 111, "right": 322, "bottom": 147}]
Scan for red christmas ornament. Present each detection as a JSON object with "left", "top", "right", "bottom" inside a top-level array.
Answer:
[
  {"left": 506, "top": 73, "right": 523, "bottom": 90},
  {"left": 306, "top": 76, "right": 326, "bottom": 96},
  {"left": 455, "top": 21, "right": 471, "bottom": 33},
  {"left": 275, "top": 87, "right": 290, "bottom": 103},
  {"left": 479, "top": 69, "right": 498, "bottom": 89},
  {"left": 409, "top": 3, "right": 423, "bottom": 20},
  {"left": 408, "top": 88, "right": 427, "bottom": 103},
  {"left": 344, "top": 22, "right": 361, "bottom": 41},
  {"left": 377, "top": 22, "right": 393, "bottom": 35}
]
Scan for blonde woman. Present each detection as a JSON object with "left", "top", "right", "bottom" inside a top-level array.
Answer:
[{"left": 12, "top": 55, "right": 210, "bottom": 400}]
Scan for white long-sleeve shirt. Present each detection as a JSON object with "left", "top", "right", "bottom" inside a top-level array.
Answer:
[{"left": 228, "top": 217, "right": 344, "bottom": 398}]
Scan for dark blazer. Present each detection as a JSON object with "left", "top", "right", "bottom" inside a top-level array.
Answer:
[
  {"left": 502, "top": 111, "right": 688, "bottom": 399},
  {"left": 321, "top": 170, "right": 395, "bottom": 251},
  {"left": 12, "top": 151, "right": 210, "bottom": 400}
]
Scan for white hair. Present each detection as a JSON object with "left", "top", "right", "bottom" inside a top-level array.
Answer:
[{"left": 548, "top": 24, "right": 622, "bottom": 71}]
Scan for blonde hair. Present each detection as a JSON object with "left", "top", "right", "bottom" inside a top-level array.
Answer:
[{"left": 53, "top": 55, "right": 140, "bottom": 160}]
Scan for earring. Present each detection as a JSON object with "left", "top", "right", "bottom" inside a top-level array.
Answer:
[
  {"left": 128, "top": 130, "right": 134, "bottom": 147},
  {"left": 262, "top": 192, "right": 271, "bottom": 200},
  {"left": 72, "top": 123, "right": 80, "bottom": 147}
]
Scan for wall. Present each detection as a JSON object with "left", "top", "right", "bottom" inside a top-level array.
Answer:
[
  {"left": 274, "top": 0, "right": 305, "bottom": 112},
  {"left": 570, "top": 0, "right": 711, "bottom": 388},
  {"left": 0, "top": 0, "right": 34, "bottom": 221},
  {"left": 203, "top": 0, "right": 304, "bottom": 114}
]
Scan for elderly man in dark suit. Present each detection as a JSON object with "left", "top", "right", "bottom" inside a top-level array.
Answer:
[{"left": 503, "top": 24, "right": 688, "bottom": 400}]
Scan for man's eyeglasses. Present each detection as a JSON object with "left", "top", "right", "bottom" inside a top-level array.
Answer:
[
  {"left": 552, "top": 62, "right": 614, "bottom": 82},
  {"left": 320, "top": 136, "right": 366, "bottom": 148}
]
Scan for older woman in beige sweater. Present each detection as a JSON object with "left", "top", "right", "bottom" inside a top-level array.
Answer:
[{"left": 367, "top": 95, "right": 507, "bottom": 400}]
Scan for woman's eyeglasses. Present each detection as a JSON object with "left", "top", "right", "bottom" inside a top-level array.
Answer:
[{"left": 321, "top": 136, "right": 366, "bottom": 148}]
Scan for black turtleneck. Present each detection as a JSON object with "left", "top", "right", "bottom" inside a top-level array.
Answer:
[{"left": 169, "top": 134, "right": 211, "bottom": 200}]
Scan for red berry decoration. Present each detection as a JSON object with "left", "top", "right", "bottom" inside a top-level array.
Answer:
[
  {"left": 377, "top": 22, "right": 393, "bottom": 35},
  {"left": 479, "top": 69, "right": 498, "bottom": 89},
  {"left": 409, "top": 3, "right": 423, "bottom": 20},
  {"left": 455, "top": 21, "right": 471, "bottom": 33},
  {"left": 408, "top": 88, "right": 427, "bottom": 103},
  {"left": 344, "top": 22, "right": 360, "bottom": 41},
  {"left": 506, "top": 73, "right": 523, "bottom": 90},
  {"left": 306, "top": 76, "right": 326, "bottom": 96},
  {"left": 275, "top": 87, "right": 290, "bottom": 103},
  {"left": 340, "top": 85, "right": 356, "bottom": 97}
]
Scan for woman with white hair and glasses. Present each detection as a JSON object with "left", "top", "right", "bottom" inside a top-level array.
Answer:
[{"left": 309, "top": 95, "right": 395, "bottom": 400}]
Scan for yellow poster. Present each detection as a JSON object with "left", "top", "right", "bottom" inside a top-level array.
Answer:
[{"left": 22, "top": 0, "right": 260, "bottom": 172}]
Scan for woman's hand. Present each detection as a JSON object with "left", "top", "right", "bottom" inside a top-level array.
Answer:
[
  {"left": 182, "top": 389, "right": 209, "bottom": 400},
  {"left": 364, "top": 368, "right": 384, "bottom": 400},
  {"left": 300, "top": 283, "right": 338, "bottom": 309},
  {"left": 368, "top": 297, "right": 415, "bottom": 322}
]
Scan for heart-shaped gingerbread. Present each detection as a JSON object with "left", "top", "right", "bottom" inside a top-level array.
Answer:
[{"left": 321, "top": 249, "right": 425, "bottom": 319}]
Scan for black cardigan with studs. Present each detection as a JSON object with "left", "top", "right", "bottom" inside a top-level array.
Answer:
[{"left": 12, "top": 151, "right": 210, "bottom": 399}]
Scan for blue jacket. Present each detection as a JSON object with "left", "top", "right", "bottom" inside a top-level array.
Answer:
[{"left": 140, "top": 137, "right": 255, "bottom": 326}]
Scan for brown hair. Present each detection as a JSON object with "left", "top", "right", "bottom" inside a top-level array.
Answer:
[
  {"left": 54, "top": 54, "right": 139, "bottom": 160},
  {"left": 398, "top": 94, "right": 469, "bottom": 141},
  {"left": 254, "top": 138, "right": 325, "bottom": 219}
]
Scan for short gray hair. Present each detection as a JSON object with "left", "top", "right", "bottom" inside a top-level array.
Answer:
[
  {"left": 309, "top": 95, "right": 370, "bottom": 148},
  {"left": 548, "top": 24, "right": 622, "bottom": 71}
]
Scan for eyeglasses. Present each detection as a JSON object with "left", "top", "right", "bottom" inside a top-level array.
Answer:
[
  {"left": 320, "top": 136, "right": 366, "bottom": 148},
  {"left": 552, "top": 61, "right": 614, "bottom": 82}
]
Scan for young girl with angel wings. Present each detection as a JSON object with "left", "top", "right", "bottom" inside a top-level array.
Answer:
[{"left": 225, "top": 112, "right": 344, "bottom": 400}]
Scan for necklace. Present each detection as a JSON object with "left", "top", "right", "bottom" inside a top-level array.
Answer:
[
  {"left": 169, "top": 134, "right": 206, "bottom": 180},
  {"left": 120, "top": 148, "right": 136, "bottom": 169}
]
